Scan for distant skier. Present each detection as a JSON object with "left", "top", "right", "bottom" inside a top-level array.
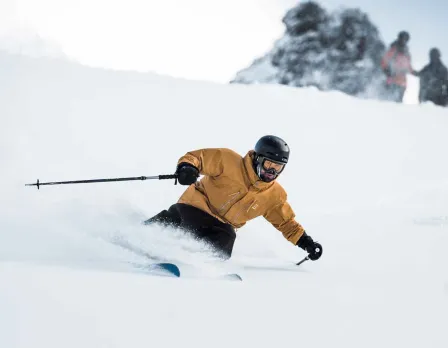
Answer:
[
  {"left": 417, "top": 48, "right": 448, "bottom": 107},
  {"left": 145, "top": 135, "right": 322, "bottom": 261},
  {"left": 381, "top": 31, "right": 417, "bottom": 102}
]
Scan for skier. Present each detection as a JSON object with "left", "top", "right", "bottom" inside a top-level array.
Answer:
[
  {"left": 144, "top": 135, "right": 322, "bottom": 261},
  {"left": 381, "top": 31, "right": 417, "bottom": 102},
  {"left": 417, "top": 48, "right": 448, "bottom": 107}
]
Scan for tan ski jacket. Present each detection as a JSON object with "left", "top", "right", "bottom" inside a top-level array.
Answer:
[{"left": 177, "top": 148, "right": 305, "bottom": 245}]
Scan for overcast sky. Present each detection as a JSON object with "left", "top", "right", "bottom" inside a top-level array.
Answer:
[{"left": 2, "top": 0, "right": 447, "bottom": 102}]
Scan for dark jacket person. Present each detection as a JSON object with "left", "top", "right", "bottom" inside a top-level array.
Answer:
[{"left": 418, "top": 48, "right": 448, "bottom": 107}]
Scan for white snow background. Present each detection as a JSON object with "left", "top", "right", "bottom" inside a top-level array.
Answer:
[{"left": 1, "top": 52, "right": 448, "bottom": 348}]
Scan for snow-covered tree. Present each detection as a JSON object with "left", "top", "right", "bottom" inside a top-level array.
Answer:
[{"left": 232, "top": 1, "right": 387, "bottom": 99}]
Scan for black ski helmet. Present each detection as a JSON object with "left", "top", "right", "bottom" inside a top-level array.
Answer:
[
  {"left": 430, "top": 48, "right": 441, "bottom": 61},
  {"left": 253, "top": 135, "right": 290, "bottom": 182},
  {"left": 398, "top": 31, "right": 410, "bottom": 42},
  {"left": 254, "top": 135, "right": 290, "bottom": 164}
]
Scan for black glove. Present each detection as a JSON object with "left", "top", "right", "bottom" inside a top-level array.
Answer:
[
  {"left": 176, "top": 163, "right": 199, "bottom": 185},
  {"left": 297, "top": 233, "right": 322, "bottom": 261}
]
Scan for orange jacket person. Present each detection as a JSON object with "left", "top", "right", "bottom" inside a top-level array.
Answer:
[
  {"left": 381, "top": 31, "right": 416, "bottom": 102},
  {"left": 145, "top": 135, "right": 322, "bottom": 261}
]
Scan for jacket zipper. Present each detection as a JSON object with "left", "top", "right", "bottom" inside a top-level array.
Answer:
[
  {"left": 219, "top": 191, "right": 241, "bottom": 213},
  {"left": 222, "top": 179, "right": 262, "bottom": 220},
  {"left": 233, "top": 179, "right": 262, "bottom": 221}
]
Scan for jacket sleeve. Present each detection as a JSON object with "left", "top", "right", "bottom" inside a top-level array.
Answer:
[
  {"left": 442, "top": 66, "right": 448, "bottom": 81},
  {"left": 406, "top": 54, "right": 414, "bottom": 73},
  {"left": 417, "top": 65, "right": 429, "bottom": 78},
  {"left": 177, "top": 148, "right": 224, "bottom": 177},
  {"left": 263, "top": 201, "right": 305, "bottom": 245}
]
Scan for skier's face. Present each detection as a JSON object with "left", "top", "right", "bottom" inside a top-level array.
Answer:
[{"left": 258, "top": 158, "right": 285, "bottom": 182}]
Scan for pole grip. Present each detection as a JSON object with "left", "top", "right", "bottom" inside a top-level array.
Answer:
[
  {"left": 159, "top": 174, "right": 178, "bottom": 180},
  {"left": 159, "top": 174, "right": 178, "bottom": 185}
]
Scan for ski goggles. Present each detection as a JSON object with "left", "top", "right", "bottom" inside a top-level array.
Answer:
[{"left": 261, "top": 158, "right": 285, "bottom": 174}]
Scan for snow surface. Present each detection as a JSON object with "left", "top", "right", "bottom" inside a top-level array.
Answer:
[{"left": 1, "top": 52, "right": 448, "bottom": 348}]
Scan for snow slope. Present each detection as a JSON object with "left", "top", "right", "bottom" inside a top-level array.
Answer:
[{"left": 1, "top": 52, "right": 448, "bottom": 348}]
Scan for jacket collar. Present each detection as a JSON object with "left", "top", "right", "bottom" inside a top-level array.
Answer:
[{"left": 243, "top": 151, "right": 274, "bottom": 191}]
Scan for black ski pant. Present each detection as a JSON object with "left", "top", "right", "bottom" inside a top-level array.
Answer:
[{"left": 144, "top": 203, "right": 236, "bottom": 259}]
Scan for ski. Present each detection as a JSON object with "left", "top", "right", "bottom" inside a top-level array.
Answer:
[
  {"left": 136, "top": 262, "right": 241, "bottom": 280},
  {"left": 109, "top": 236, "right": 241, "bottom": 280}
]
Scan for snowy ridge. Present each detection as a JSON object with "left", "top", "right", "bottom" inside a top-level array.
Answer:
[
  {"left": 232, "top": 2, "right": 387, "bottom": 100},
  {"left": 1, "top": 52, "right": 448, "bottom": 348}
]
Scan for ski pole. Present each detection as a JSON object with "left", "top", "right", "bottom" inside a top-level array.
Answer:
[
  {"left": 25, "top": 174, "right": 178, "bottom": 190},
  {"left": 296, "top": 243, "right": 322, "bottom": 266},
  {"left": 296, "top": 255, "right": 309, "bottom": 266}
]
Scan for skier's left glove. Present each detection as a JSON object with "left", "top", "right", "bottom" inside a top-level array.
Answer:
[{"left": 297, "top": 232, "right": 322, "bottom": 261}]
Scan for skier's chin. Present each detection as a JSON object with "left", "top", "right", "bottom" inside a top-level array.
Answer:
[{"left": 261, "top": 172, "right": 277, "bottom": 182}]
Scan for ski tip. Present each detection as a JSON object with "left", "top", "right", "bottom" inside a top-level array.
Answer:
[
  {"left": 221, "top": 273, "right": 243, "bottom": 281},
  {"left": 149, "top": 262, "right": 181, "bottom": 277}
]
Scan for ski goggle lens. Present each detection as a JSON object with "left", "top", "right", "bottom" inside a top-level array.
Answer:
[{"left": 262, "top": 159, "right": 285, "bottom": 173}]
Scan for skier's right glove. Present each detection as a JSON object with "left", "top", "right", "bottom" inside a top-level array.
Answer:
[
  {"left": 297, "top": 232, "right": 322, "bottom": 261},
  {"left": 176, "top": 163, "right": 199, "bottom": 185}
]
